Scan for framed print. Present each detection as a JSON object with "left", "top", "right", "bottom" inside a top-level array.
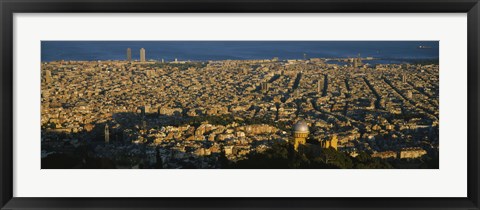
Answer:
[{"left": 1, "top": 0, "right": 479, "bottom": 209}]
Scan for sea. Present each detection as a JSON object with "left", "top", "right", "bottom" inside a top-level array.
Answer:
[{"left": 41, "top": 41, "right": 439, "bottom": 64}]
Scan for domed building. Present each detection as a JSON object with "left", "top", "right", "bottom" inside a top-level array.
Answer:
[{"left": 292, "top": 120, "right": 309, "bottom": 151}]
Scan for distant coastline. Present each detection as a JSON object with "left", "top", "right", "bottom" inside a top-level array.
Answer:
[
  {"left": 43, "top": 57, "right": 439, "bottom": 66},
  {"left": 41, "top": 41, "right": 439, "bottom": 63}
]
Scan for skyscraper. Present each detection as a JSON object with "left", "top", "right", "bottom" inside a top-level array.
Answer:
[
  {"left": 353, "top": 53, "right": 362, "bottom": 68},
  {"left": 126, "top": 48, "right": 132, "bottom": 62},
  {"left": 140, "top": 48, "right": 146, "bottom": 62}
]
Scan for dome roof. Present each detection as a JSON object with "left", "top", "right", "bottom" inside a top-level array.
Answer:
[{"left": 293, "top": 120, "right": 309, "bottom": 133}]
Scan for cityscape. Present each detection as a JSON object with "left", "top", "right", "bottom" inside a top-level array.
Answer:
[{"left": 41, "top": 41, "right": 439, "bottom": 169}]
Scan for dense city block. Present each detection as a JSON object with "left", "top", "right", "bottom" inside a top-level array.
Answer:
[{"left": 41, "top": 56, "right": 439, "bottom": 169}]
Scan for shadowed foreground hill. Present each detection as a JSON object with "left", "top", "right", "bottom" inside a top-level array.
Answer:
[
  {"left": 228, "top": 141, "right": 438, "bottom": 169},
  {"left": 42, "top": 153, "right": 116, "bottom": 169}
]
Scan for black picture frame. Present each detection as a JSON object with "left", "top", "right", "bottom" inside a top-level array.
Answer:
[{"left": 1, "top": 0, "right": 479, "bottom": 209}]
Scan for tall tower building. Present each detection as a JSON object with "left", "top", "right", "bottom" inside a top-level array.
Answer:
[
  {"left": 353, "top": 53, "right": 362, "bottom": 68},
  {"left": 45, "top": 70, "right": 52, "bottom": 84},
  {"left": 292, "top": 120, "right": 309, "bottom": 151},
  {"left": 126, "top": 48, "right": 132, "bottom": 62},
  {"left": 105, "top": 124, "right": 110, "bottom": 144},
  {"left": 261, "top": 82, "right": 270, "bottom": 93},
  {"left": 140, "top": 48, "right": 146, "bottom": 62},
  {"left": 317, "top": 79, "right": 322, "bottom": 94}
]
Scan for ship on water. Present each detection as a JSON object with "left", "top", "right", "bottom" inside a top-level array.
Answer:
[{"left": 418, "top": 45, "right": 432, "bottom": 49}]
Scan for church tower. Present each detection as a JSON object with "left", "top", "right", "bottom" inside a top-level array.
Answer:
[
  {"left": 292, "top": 120, "right": 309, "bottom": 151},
  {"left": 321, "top": 135, "right": 338, "bottom": 150},
  {"left": 105, "top": 124, "right": 110, "bottom": 144},
  {"left": 330, "top": 135, "right": 338, "bottom": 150}
]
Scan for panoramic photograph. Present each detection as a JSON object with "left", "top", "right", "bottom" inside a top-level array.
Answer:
[{"left": 41, "top": 41, "right": 439, "bottom": 169}]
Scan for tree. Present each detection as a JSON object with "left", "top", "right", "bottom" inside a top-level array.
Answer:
[
  {"left": 155, "top": 147, "right": 164, "bottom": 169},
  {"left": 233, "top": 141, "right": 290, "bottom": 169},
  {"left": 353, "top": 151, "right": 392, "bottom": 169}
]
